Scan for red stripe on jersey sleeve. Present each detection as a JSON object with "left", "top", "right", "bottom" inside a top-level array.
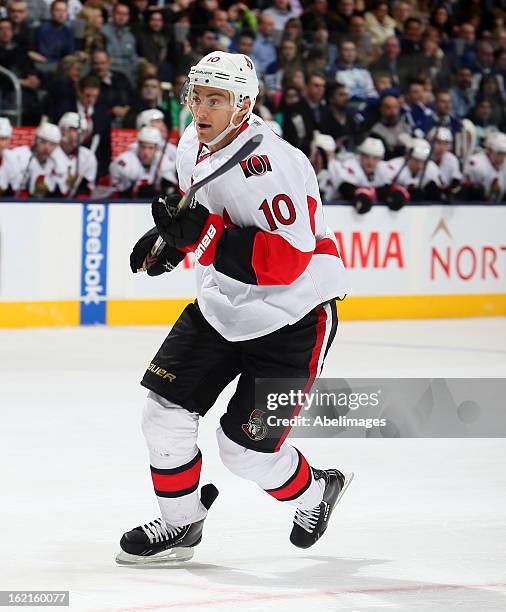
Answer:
[
  {"left": 251, "top": 232, "right": 313, "bottom": 285},
  {"left": 314, "top": 237, "right": 341, "bottom": 257},
  {"left": 307, "top": 196, "right": 317, "bottom": 235}
]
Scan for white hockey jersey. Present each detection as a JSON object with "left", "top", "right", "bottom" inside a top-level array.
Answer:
[
  {"left": 465, "top": 151, "right": 506, "bottom": 200},
  {"left": 323, "top": 156, "right": 391, "bottom": 200},
  {"left": 52, "top": 145, "right": 98, "bottom": 195},
  {"left": 435, "top": 151, "right": 462, "bottom": 188},
  {"left": 128, "top": 139, "right": 178, "bottom": 169},
  {"left": 110, "top": 148, "right": 177, "bottom": 195},
  {"left": 0, "top": 149, "right": 18, "bottom": 193},
  {"left": 176, "top": 114, "right": 350, "bottom": 341},
  {"left": 383, "top": 156, "right": 442, "bottom": 189},
  {"left": 11, "top": 145, "right": 59, "bottom": 196}
]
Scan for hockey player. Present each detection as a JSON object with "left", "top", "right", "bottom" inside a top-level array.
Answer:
[
  {"left": 325, "top": 137, "right": 408, "bottom": 212},
  {"left": 0, "top": 118, "right": 17, "bottom": 196},
  {"left": 135, "top": 109, "right": 177, "bottom": 174},
  {"left": 117, "top": 51, "right": 353, "bottom": 565},
  {"left": 384, "top": 138, "right": 445, "bottom": 201},
  {"left": 463, "top": 132, "right": 506, "bottom": 202},
  {"left": 53, "top": 113, "right": 98, "bottom": 197},
  {"left": 109, "top": 126, "right": 178, "bottom": 198},
  {"left": 427, "top": 127, "right": 462, "bottom": 198},
  {"left": 12, "top": 123, "right": 61, "bottom": 198}
]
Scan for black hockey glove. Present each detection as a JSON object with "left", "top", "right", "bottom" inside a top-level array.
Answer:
[
  {"left": 152, "top": 194, "right": 225, "bottom": 265},
  {"left": 385, "top": 184, "right": 410, "bottom": 211},
  {"left": 353, "top": 186, "right": 376, "bottom": 215},
  {"left": 130, "top": 226, "right": 185, "bottom": 276}
]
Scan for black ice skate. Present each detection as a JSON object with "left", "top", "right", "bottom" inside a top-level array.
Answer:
[
  {"left": 116, "top": 483, "right": 219, "bottom": 565},
  {"left": 290, "top": 469, "right": 354, "bottom": 549}
]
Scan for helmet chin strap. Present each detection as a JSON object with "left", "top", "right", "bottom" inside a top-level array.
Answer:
[{"left": 200, "top": 108, "right": 246, "bottom": 147}]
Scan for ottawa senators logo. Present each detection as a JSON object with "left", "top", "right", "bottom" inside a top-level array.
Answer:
[
  {"left": 242, "top": 409, "right": 268, "bottom": 441},
  {"left": 240, "top": 154, "right": 272, "bottom": 178}
]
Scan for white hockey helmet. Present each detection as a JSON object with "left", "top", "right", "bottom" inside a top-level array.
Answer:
[
  {"left": 138, "top": 126, "right": 162, "bottom": 146},
  {"left": 0, "top": 117, "right": 13, "bottom": 138},
  {"left": 427, "top": 126, "right": 452, "bottom": 143},
  {"left": 36, "top": 122, "right": 61, "bottom": 144},
  {"left": 486, "top": 131, "right": 506, "bottom": 153},
  {"left": 313, "top": 131, "right": 336, "bottom": 153},
  {"left": 136, "top": 109, "right": 165, "bottom": 130},
  {"left": 358, "top": 137, "right": 385, "bottom": 159},
  {"left": 410, "top": 138, "right": 431, "bottom": 161},
  {"left": 58, "top": 112, "right": 88, "bottom": 133},
  {"left": 185, "top": 51, "right": 259, "bottom": 146}
]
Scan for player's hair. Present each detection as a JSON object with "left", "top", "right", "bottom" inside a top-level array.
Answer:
[
  {"left": 50, "top": 0, "right": 67, "bottom": 11},
  {"left": 238, "top": 29, "right": 256, "bottom": 42},
  {"left": 325, "top": 82, "right": 346, "bottom": 101},
  {"left": 78, "top": 74, "right": 101, "bottom": 91},
  {"left": 306, "top": 71, "right": 326, "bottom": 84},
  {"left": 404, "top": 16, "right": 422, "bottom": 28},
  {"left": 404, "top": 77, "right": 425, "bottom": 92}
]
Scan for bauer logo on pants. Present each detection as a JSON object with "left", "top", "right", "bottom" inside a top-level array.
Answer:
[
  {"left": 80, "top": 203, "right": 108, "bottom": 325},
  {"left": 242, "top": 409, "right": 268, "bottom": 441}
]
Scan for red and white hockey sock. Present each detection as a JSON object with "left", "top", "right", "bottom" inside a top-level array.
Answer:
[
  {"left": 143, "top": 392, "right": 207, "bottom": 526},
  {"left": 217, "top": 427, "right": 324, "bottom": 509}
]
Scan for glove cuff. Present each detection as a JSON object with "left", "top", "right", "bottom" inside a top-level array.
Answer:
[{"left": 181, "top": 213, "right": 225, "bottom": 266}]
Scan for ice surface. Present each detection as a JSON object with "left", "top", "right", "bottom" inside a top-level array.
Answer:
[{"left": 1, "top": 318, "right": 505, "bottom": 611}]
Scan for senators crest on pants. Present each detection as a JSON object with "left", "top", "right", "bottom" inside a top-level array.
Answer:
[{"left": 242, "top": 409, "right": 268, "bottom": 441}]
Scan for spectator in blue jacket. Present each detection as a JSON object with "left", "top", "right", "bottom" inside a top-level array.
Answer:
[
  {"left": 400, "top": 77, "right": 436, "bottom": 137},
  {"left": 35, "top": 0, "right": 75, "bottom": 67},
  {"left": 332, "top": 40, "right": 377, "bottom": 105}
]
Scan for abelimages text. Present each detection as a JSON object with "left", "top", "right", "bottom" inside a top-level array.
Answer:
[{"left": 267, "top": 415, "right": 387, "bottom": 429}]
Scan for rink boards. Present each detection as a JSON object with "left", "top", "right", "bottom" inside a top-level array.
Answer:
[{"left": 0, "top": 201, "right": 505, "bottom": 327}]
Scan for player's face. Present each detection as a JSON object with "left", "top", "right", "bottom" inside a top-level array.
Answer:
[
  {"left": 190, "top": 86, "right": 235, "bottom": 144},
  {"left": 432, "top": 140, "right": 449, "bottom": 159},
  {"left": 151, "top": 118, "right": 167, "bottom": 139},
  {"left": 0, "top": 137, "right": 9, "bottom": 155},
  {"left": 138, "top": 142, "right": 157, "bottom": 166},
  {"left": 63, "top": 127, "right": 79, "bottom": 150},
  {"left": 79, "top": 87, "right": 99, "bottom": 109},
  {"left": 489, "top": 150, "right": 506, "bottom": 169},
  {"left": 360, "top": 154, "right": 380, "bottom": 174},
  {"left": 35, "top": 139, "right": 56, "bottom": 163},
  {"left": 408, "top": 158, "right": 424, "bottom": 175}
]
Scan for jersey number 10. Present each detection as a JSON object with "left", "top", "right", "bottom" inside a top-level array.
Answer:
[{"left": 259, "top": 194, "right": 297, "bottom": 231}]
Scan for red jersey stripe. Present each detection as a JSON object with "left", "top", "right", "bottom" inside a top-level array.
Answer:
[
  {"left": 307, "top": 196, "right": 317, "bottom": 235},
  {"left": 251, "top": 233, "right": 313, "bottom": 285}
]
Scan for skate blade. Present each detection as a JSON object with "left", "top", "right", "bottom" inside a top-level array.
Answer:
[
  {"left": 115, "top": 546, "right": 194, "bottom": 566},
  {"left": 335, "top": 472, "right": 354, "bottom": 507}
]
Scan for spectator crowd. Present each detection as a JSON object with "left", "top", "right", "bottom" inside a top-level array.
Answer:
[{"left": 2, "top": 0, "right": 506, "bottom": 204}]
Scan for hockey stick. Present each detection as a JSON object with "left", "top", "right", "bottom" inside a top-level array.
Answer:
[
  {"left": 68, "top": 134, "right": 100, "bottom": 198},
  {"left": 143, "top": 132, "right": 263, "bottom": 268},
  {"left": 15, "top": 116, "right": 49, "bottom": 197},
  {"left": 153, "top": 136, "right": 169, "bottom": 191},
  {"left": 418, "top": 125, "right": 440, "bottom": 189},
  {"left": 391, "top": 146, "right": 413, "bottom": 185}
]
